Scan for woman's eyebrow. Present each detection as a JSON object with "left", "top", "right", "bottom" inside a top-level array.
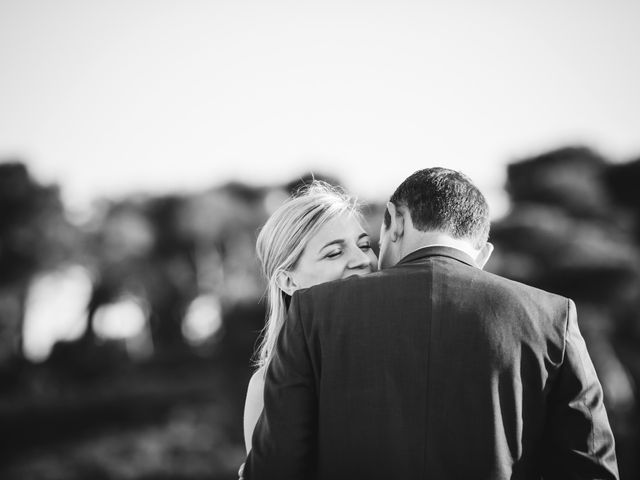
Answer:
[
  {"left": 320, "top": 239, "right": 345, "bottom": 250},
  {"left": 320, "top": 233, "right": 369, "bottom": 250}
]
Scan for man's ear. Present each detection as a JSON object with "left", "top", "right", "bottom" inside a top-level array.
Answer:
[
  {"left": 275, "top": 270, "right": 298, "bottom": 296},
  {"left": 475, "top": 242, "right": 494, "bottom": 270},
  {"left": 386, "top": 202, "right": 404, "bottom": 242}
]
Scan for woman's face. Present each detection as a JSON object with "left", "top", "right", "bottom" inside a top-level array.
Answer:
[{"left": 287, "top": 213, "right": 378, "bottom": 291}]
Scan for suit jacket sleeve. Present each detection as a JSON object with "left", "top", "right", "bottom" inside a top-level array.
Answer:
[
  {"left": 244, "top": 292, "right": 318, "bottom": 480},
  {"left": 541, "top": 299, "right": 619, "bottom": 480}
]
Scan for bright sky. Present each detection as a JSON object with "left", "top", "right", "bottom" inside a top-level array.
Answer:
[{"left": 1, "top": 0, "right": 639, "bottom": 218}]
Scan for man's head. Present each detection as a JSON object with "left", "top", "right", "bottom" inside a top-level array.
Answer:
[{"left": 378, "top": 167, "right": 492, "bottom": 269}]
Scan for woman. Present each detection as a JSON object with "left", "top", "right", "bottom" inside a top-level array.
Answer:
[{"left": 243, "top": 181, "right": 378, "bottom": 452}]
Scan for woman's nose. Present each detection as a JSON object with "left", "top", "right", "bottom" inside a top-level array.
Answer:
[{"left": 347, "top": 247, "right": 372, "bottom": 269}]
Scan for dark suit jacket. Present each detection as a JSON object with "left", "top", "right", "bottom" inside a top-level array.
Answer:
[{"left": 245, "top": 246, "right": 619, "bottom": 480}]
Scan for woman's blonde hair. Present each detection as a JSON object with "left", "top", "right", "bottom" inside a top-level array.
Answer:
[{"left": 255, "top": 180, "right": 363, "bottom": 369}]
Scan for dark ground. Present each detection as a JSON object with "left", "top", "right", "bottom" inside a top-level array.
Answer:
[{"left": 0, "top": 355, "right": 251, "bottom": 480}]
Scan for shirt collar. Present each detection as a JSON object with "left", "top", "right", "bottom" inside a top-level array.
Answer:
[{"left": 396, "top": 244, "right": 477, "bottom": 268}]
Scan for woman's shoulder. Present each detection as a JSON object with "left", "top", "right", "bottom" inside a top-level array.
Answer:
[
  {"left": 247, "top": 366, "right": 266, "bottom": 392},
  {"left": 245, "top": 367, "right": 266, "bottom": 417},
  {"left": 243, "top": 366, "right": 266, "bottom": 453}
]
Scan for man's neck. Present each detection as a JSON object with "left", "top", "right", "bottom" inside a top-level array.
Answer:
[{"left": 402, "top": 233, "right": 479, "bottom": 263}]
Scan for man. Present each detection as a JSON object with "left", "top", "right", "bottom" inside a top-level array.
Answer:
[{"left": 244, "top": 168, "right": 619, "bottom": 479}]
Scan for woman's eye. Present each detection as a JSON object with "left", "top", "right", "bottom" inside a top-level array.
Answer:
[
  {"left": 359, "top": 243, "right": 371, "bottom": 251},
  {"left": 325, "top": 250, "right": 342, "bottom": 259}
]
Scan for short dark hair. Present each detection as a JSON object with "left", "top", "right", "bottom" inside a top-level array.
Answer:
[{"left": 384, "top": 168, "right": 490, "bottom": 248}]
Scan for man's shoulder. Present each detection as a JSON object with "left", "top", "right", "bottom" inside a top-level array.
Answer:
[
  {"left": 479, "top": 267, "right": 568, "bottom": 303},
  {"left": 294, "top": 270, "right": 383, "bottom": 299},
  {"left": 291, "top": 270, "right": 393, "bottom": 309},
  {"left": 293, "top": 263, "right": 570, "bottom": 316}
]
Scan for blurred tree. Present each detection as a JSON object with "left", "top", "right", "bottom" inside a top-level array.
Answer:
[
  {"left": 506, "top": 146, "right": 612, "bottom": 218},
  {"left": 145, "top": 195, "right": 198, "bottom": 356},
  {"left": 81, "top": 195, "right": 197, "bottom": 360},
  {"left": 605, "top": 157, "right": 640, "bottom": 241},
  {"left": 605, "top": 157, "right": 640, "bottom": 209},
  {"left": 0, "top": 161, "right": 78, "bottom": 366},
  {"left": 79, "top": 199, "right": 155, "bottom": 353},
  {"left": 177, "top": 182, "right": 268, "bottom": 362},
  {"left": 82, "top": 180, "right": 270, "bottom": 363}
]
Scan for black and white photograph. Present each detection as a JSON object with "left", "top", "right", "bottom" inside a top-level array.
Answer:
[{"left": 1, "top": 1, "right": 639, "bottom": 479}]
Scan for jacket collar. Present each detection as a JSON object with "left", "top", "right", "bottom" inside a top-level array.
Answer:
[{"left": 396, "top": 245, "right": 477, "bottom": 268}]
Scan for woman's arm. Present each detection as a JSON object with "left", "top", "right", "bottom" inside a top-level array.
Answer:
[{"left": 243, "top": 367, "right": 266, "bottom": 453}]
